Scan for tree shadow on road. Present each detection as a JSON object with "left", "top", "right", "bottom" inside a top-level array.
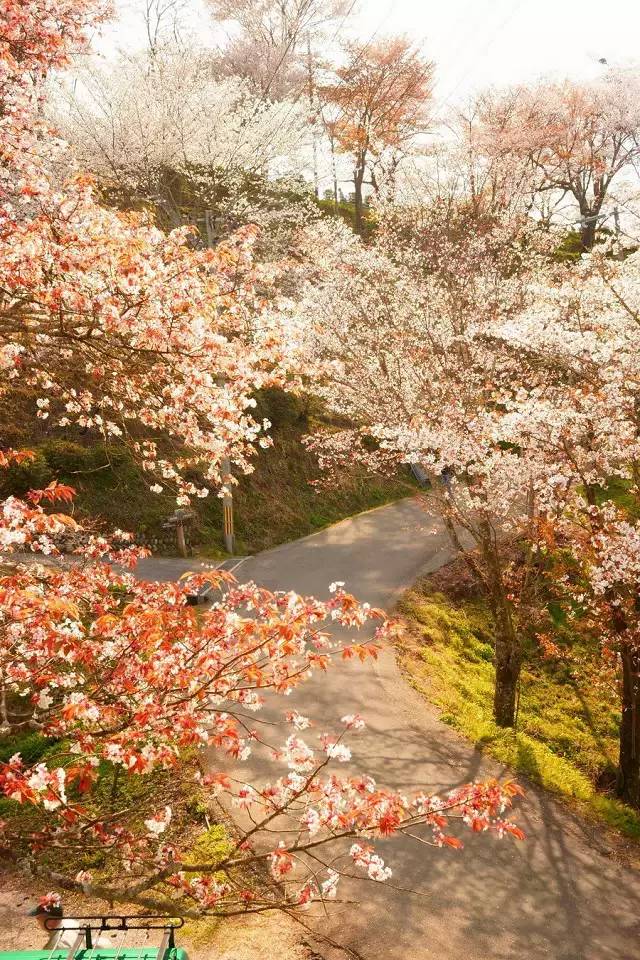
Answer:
[{"left": 301, "top": 719, "right": 640, "bottom": 960}]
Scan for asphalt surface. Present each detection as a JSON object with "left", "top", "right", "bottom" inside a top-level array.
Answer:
[{"left": 136, "top": 498, "right": 640, "bottom": 960}]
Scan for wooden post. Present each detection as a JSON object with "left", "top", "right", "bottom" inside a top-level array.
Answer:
[
  {"left": 165, "top": 509, "right": 193, "bottom": 558},
  {"left": 176, "top": 517, "right": 187, "bottom": 558}
]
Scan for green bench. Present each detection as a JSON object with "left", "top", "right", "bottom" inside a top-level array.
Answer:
[
  {"left": 1, "top": 917, "right": 188, "bottom": 960},
  {"left": 1, "top": 950, "right": 187, "bottom": 960}
]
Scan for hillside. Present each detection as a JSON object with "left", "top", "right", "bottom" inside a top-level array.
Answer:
[{"left": 1, "top": 389, "right": 417, "bottom": 557}]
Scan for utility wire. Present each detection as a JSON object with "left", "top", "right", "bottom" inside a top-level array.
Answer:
[
  {"left": 437, "top": 0, "right": 526, "bottom": 112},
  {"left": 434, "top": 0, "right": 492, "bottom": 94}
]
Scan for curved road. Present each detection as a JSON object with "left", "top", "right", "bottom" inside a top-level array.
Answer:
[{"left": 136, "top": 498, "right": 639, "bottom": 960}]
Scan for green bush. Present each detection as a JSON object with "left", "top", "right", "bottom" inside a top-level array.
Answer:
[
  {"left": 253, "top": 387, "right": 308, "bottom": 431},
  {"left": 0, "top": 450, "right": 52, "bottom": 497},
  {"left": 0, "top": 731, "right": 53, "bottom": 765},
  {"left": 553, "top": 229, "right": 584, "bottom": 263},
  {"left": 317, "top": 197, "right": 377, "bottom": 237},
  {"left": 40, "top": 439, "right": 93, "bottom": 472}
]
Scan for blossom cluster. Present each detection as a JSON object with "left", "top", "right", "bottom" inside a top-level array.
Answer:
[
  {"left": 1, "top": 0, "right": 295, "bottom": 503},
  {"left": 0, "top": 473, "right": 524, "bottom": 913}
]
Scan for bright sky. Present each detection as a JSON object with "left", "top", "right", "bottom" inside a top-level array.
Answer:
[
  {"left": 350, "top": 0, "right": 640, "bottom": 104},
  {"left": 96, "top": 0, "right": 640, "bottom": 106}
]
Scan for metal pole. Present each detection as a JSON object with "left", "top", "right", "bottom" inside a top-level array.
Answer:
[
  {"left": 198, "top": 221, "right": 237, "bottom": 557},
  {"left": 221, "top": 456, "right": 235, "bottom": 555}
]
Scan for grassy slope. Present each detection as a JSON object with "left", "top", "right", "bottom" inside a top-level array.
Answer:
[
  {"left": 227, "top": 428, "right": 417, "bottom": 555},
  {"left": 397, "top": 584, "right": 640, "bottom": 839},
  {"left": 1, "top": 391, "right": 417, "bottom": 556}
]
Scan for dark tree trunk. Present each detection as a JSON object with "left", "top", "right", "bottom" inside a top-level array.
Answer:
[
  {"left": 480, "top": 530, "right": 521, "bottom": 728},
  {"left": 580, "top": 217, "right": 597, "bottom": 251},
  {"left": 617, "top": 649, "right": 640, "bottom": 808},
  {"left": 330, "top": 141, "right": 339, "bottom": 212},
  {"left": 578, "top": 195, "right": 604, "bottom": 251},
  {"left": 353, "top": 165, "right": 365, "bottom": 235},
  {"left": 493, "top": 606, "right": 521, "bottom": 728}
]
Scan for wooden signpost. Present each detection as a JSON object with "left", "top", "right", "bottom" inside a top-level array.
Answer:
[{"left": 162, "top": 509, "right": 195, "bottom": 557}]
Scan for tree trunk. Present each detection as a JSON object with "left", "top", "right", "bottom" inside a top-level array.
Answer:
[
  {"left": 353, "top": 165, "right": 365, "bottom": 235},
  {"left": 617, "top": 648, "right": 640, "bottom": 807},
  {"left": 578, "top": 197, "right": 603, "bottom": 251},
  {"left": 492, "top": 601, "right": 521, "bottom": 728},
  {"left": 176, "top": 520, "right": 187, "bottom": 558},
  {"left": 580, "top": 217, "right": 597, "bottom": 251},
  {"left": 330, "top": 140, "right": 339, "bottom": 212},
  {"left": 480, "top": 530, "right": 521, "bottom": 728}
]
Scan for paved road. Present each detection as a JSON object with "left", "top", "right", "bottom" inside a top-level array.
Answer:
[{"left": 137, "top": 499, "right": 640, "bottom": 960}]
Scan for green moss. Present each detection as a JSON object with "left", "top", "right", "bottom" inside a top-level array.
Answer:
[
  {"left": 399, "top": 589, "right": 640, "bottom": 839},
  {"left": 553, "top": 229, "right": 585, "bottom": 263},
  {"left": 180, "top": 823, "right": 235, "bottom": 937},
  {"left": 185, "top": 822, "right": 234, "bottom": 869}
]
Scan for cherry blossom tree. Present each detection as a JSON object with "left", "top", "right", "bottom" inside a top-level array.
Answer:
[
  {"left": 1, "top": 0, "right": 299, "bottom": 504},
  {"left": 208, "top": 0, "right": 349, "bottom": 100},
  {"left": 318, "top": 205, "right": 640, "bottom": 798},
  {"left": 319, "top": 37, "right": 433, "bottom": 232},
  {"left": 0, "top": 463, "right": 525, "bottom": 912},
  {"left": 300, "top": 197, "right": 640, "bottom": 802},
  {"left": 293, "top": 206, "right": 555, "bottom": 728},
  {"left": 484, "top": 244, "right": 640, "bottom": 806},
  {"left": 444, "top": 94, "right": 546, "bottom": 220},
  {"left": 55, "top": 47, "right": 312, "bottom": 222},
  {"left": 471, "top": 71, "right": 640, "bottom": 248}
]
